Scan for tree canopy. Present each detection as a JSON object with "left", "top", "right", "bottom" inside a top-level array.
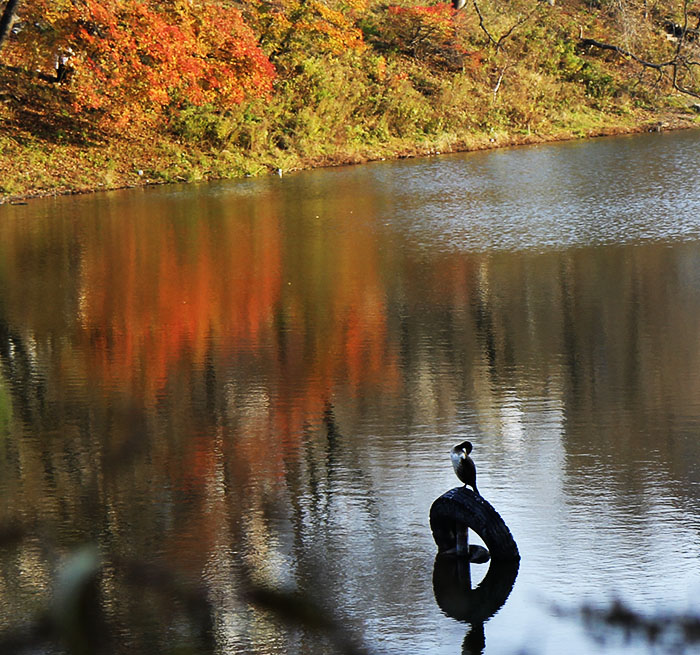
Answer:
[{"left": 1, "top": 0, "right": 276, "bottom": 128}]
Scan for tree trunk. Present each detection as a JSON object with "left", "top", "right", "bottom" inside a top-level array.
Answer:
[{"left": 0, "top": 0, "right": 20, "bottom": 52}]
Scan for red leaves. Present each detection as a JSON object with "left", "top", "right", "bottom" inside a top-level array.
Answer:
[{"left": 10, "top": 0, "right": 276, "bottom": 129}]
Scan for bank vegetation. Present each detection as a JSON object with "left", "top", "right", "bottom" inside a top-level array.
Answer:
[{"left": 1, "top": 0, "right": 699, "bottom": 202}]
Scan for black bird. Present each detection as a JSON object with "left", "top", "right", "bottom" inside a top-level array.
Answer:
[{"left": 450, "top": 440, "right": 479, "bottom": 494}]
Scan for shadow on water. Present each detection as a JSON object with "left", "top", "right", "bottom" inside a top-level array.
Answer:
[{"left": 432, "top": 556, "right": 519, "bottom": 655}]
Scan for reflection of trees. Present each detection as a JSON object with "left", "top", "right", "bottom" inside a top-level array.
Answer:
[
  {"left": 0, "top": 189, "right": 402, "bottom": 651},
  {"left": 1, "top": 188, "right": 700, "bottom": 650},
  {"left": 0, "top": 318, "right": 45, "bottom": 426},
  {"left": 396, "top": 245, "right": 700, "bottom": 493}
]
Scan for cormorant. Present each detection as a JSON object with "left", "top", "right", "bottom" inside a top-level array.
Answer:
[{"left": 450, "top": 440, "right": 479, "bottom": 494}]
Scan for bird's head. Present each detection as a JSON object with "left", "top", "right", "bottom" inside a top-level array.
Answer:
[{"left": 453, "top": 440, "right": 473, "bottom": 456}]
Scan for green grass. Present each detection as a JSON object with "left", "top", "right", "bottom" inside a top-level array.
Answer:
[{"left": 1, "top": 0, "right": 698, "bottom": 203}]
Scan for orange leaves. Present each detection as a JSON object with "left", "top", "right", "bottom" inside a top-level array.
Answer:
[
  {"left": 80, "top": 0, "right": 273, "bottom": 111},
  {"left": 77, "top": 207, "right": 284, "bottom": 402},
  {"left": 385, "top": 3, "right": 463, "bottom": 59},
  {"left": 6, "top": 0, "right": 370, "bottom": 128},
  {"left": 10, "top": 0, "right": 275, "bottom": 129}
]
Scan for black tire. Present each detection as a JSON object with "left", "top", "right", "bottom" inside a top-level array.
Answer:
[{"left": 429, "top": 487, "right": 520, "bottom": 561}]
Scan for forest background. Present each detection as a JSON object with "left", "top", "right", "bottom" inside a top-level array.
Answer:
[{"left": 1, "top": 0, "right": 700, "bottom": 201}]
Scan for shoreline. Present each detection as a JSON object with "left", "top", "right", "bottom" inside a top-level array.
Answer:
[{"left": 1, "top": 111, "right": 697, "bottom": 206}]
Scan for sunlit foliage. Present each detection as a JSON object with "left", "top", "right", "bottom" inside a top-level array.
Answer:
[
  {"left": 244, "top": 0, "right": 366, "bottom": 59},
  {"left": 3, "top": 0, "right": 275, "bottom": 128},
  {"left": 384, "top": 3, "right": 461, "bottom": 58}
]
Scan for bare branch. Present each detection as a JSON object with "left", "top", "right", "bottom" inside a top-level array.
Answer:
[
  {"left": 581, "top": 0, "right": 700, "bottom": 102},
  {"left": 473, "top": 0, "right": 539, "bottom": 51},
  {"left": 472, "top": 0, "right": 497, "bottom": 46},
  {"left": 579, "top": 37, "right": 669, "bottom": 69},
  {"left": 672, "top": 57, "right": 700, "bottom": 98},
  {"left": 496, "top": 6, "right": 539, "bottom": 49}
]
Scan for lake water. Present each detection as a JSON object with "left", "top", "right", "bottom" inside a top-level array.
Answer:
[{"left": 1, "top": 129, "right": 700, "bottom": 654}]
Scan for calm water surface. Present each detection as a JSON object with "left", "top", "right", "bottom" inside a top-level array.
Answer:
[{"left": 1, "top": 129, "right": 700, "bottom": 654}]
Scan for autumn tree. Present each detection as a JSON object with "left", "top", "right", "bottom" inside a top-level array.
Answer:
[
  {"left": 2, "top": 0, "right": 275, "bottom": 128},
  {"left": 384, "top": 3, "right": 461, "bottom": 59},
  {"left": 244, "top": 0, "right": 365, "bottom": 61}
]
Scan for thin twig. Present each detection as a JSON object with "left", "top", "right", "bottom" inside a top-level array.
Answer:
[
  {"left": 472, "top": 0, "right": 539, "bottom": 51},
  {"left": 472, "top": 0, "right": 496, "bottom": 46},
  {"left": 495, "top": 6, "right": 539, "bottom": 49}
]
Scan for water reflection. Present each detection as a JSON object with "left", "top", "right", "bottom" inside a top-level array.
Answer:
[
  {"left": 433, "top": 557, "right": 520, "bottom": 654},
  {"left": 0, "top": 131, "right": 700, "bottom": 653}
]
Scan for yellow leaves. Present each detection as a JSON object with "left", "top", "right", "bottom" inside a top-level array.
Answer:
[
  {"left": 248, "top": 0, "right": 365, "bottom": 57},
  {"left": 305, "top": 0, "right": 365, "bottom": 52},
  {"left": 342, "top": 0, "right": 368, "bottom": 13},
  {"left": 42, "top": 0, "right": 74, "bottom": 25},
  {"left": 368, "top": 54, "right": 387, "bottom": 82}
]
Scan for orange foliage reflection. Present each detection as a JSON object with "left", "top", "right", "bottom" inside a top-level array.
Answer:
[
  {"left": 70, "top": 192, "right": 404, "bottom": 505},
  {"left": 78, "top": 203, "right": 282, "bottom": 399}
]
